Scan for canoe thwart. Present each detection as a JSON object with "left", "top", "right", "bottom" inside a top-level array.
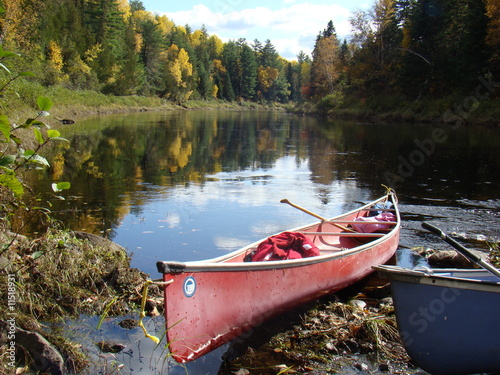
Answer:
[
  {"left": 328, "top": 220, "right": 397, "bottom": 225},
  {"left": 301, "top": 232, "right": 386, "bottom": 237}
]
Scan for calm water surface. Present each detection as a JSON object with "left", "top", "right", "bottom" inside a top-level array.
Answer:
[{"left": 36, "top": 110, "right": 500, "bottom": 374}]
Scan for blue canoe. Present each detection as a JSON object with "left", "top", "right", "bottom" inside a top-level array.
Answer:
[{"left": 374, "top": 265, "right": 500, "bottom": 375}]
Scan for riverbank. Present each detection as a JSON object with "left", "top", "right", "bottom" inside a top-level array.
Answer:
[
  {"left": 4, "top": 83, "right": 289, "bottom": 126},
  {"left": 0, "top": 228, "right": 163, "bottom": 374},
  {"left": 6, "top": 82, "right": 499, "bottom": 128},
  {"left": 290, "top": 95, "right": 500, "bottom": 127}
]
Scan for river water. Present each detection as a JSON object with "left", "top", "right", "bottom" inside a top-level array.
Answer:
[{"left": 35, "top": 110, "right": 500, "bottom": 374}]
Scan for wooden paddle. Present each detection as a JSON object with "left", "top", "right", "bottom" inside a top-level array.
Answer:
[
  {"left": 422, "top": 222, "right": 500, "bottom": 280},
  {"left": 280, "top": 199, "right": 356, "bottom": 233}
]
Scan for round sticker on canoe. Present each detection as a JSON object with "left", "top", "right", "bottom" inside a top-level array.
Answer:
[{"left": 183, "top": 276, "right": 196, "bottom": 297}]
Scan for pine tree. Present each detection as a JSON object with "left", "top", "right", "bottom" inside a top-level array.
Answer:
[
  {"left": 135, "top": 13, "right": 164, "bottom": 93},
  {"left": 222, "top": 41, "right": 241, "bottom": 98},
  {"left": 84, "top": 0, "right": 127, "bottom": 83},
  {"left": 240, "top": 44, "right": 257, "bottom": 100},
  {"left": 104, "top": 18, "right": 145, "bottom": 95},
  {"left": 260, "top": 40, "right": 280, "bottom": 68}
]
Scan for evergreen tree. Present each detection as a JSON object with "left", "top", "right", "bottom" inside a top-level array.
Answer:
[
  {"left": 103, "top": 18, "right": 145, "bottom": 95},
  {"left": 260, "top": 39, "right": 280, "bottom": 68},
  {"left": 222, "top": 41, "right": 241, "bottom": 98},
  {"left": 135, "top": 14, "right": 164, "bottom": 93},
  {"left": 240, "top": 44, "right": 258, "bottom": 100},
  {"left": 322, "top": 20, "right": 336, "bottom": 38},
  {"left": 400, "top": 0, "right": 488, "bottom": 94},
  {"left": 130, "top": 0, "right": 145, "bottom": 12},
  {"left": 436, "top": 0, "right": 488, "bottom": 90},
  {"left": 84, "top": 0, "right": 127, "bottom": 83}
]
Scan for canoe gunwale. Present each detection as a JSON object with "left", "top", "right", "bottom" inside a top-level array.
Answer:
[
  {"left": 374, "top": 265, "right": 500, "bottom": 293},
  {"left": 157, "top": 193, "right": 400, "bottom": 274}
]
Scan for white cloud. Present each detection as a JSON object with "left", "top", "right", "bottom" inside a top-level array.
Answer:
[{"left": 164, "top": 3, "right": 353, "bottom": 59}]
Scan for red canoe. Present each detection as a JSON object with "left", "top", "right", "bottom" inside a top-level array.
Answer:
[{"left": 156, "top": 192, "right": 400, "bottom": 363}]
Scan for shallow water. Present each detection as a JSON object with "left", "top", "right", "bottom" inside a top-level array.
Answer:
[{"left": 34, "top": 110, "right": 500, "bottom": 374}]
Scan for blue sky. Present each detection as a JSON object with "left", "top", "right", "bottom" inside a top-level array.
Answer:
[{"left": 139, "top": 0, "right": 372, "bottom": 60}]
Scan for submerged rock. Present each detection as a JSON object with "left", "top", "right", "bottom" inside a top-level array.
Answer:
[
  {"left": 118, "top": 318, "right": 137, "bottom": 329},
  {"left": 95, "top": 340, "right": 127, "bottom": 353},
  {"left": 427, "top": 250, "right": 476, "bottom": 268}
]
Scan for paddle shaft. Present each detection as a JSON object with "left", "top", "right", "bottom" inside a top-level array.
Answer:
[
  {"left": 422, "top": 222, "right": 500, "bottom": 279},
  {"left": 280, "top": 199, "right": 355, "bottom": 233}
]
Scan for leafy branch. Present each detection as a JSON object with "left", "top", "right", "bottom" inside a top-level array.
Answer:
[{"left": 0, "top": 47, "right": 71, "bottom": 202}]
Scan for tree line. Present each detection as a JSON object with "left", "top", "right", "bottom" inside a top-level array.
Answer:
[
  {"left": 308, "top": 0, "right": 500, "bottom": 108},
  {"left": 0, "top": 0, "right": 499, "bottom": 106}
]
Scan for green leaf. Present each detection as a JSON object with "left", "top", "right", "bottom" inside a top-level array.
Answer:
[
  {"left": 0, "top": 165, "right": 14, "bottom": 173},
  {"left": 18, "top": 71, "right": 35, "bottom": 77},
  {"left": 0, "top": 62, "right": 10, "bottom": 74},
  {"left": 47, "top": 129, "right": 61, "bottom": 138},
  {"left": 0, "top": 115, "right": 10, "bottom": 140},
  {"left": 52, "top": 182, "right": 71, "bottom": 192},
  {"left": 33, "top": 127, "right": 44, "bottom": 144},
  {"left": 27, "top": 154, "right": 50, "bottom": 167},
  {"left": 0, "top": 50, "right": 18, "bottom": 59},
  {"left": 36, "top": 96, "right": 53, "bottom": 112},
  {"left": 32, "top": 251, "right": 44, "bottom": 260},
  {"left": 0, "top": 174, "right": 24, "bottom": 197},
  {"left": 10, "top": 135, "right": 21, "bottom": 145},
  {"left": 0, "top": 155, "right": 16, "bottom": 166},
  {"left": 26, "top": 118, "right": 47, "bottom": 127},
  {"left": 50, "top": 137, "right": 70, "bottom": 144}
]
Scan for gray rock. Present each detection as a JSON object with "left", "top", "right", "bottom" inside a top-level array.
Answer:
[
  {"left": 0, "top": 320, "right": 64, "bottom": 375},
  {"left": 72, "top": 231, "right": 126, "bottom": 253}
]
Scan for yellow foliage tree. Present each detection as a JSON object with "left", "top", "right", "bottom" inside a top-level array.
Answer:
[
  {"left": 157, "top": 15, "right": 175, "bottom": 35},
  {"left": 212, "top": 84, "right": 219, "bottom": 99},
  {"left": 44, "top": 40, "right": 69, "bottom": 85},
  {"left": 133, "top": 9, "right": 155, "bottom": 23},
  {"left": 310, "top": 35, "right": 340, "bottom": 97},
  {"left": 116, "top": 0, "right": 131, "bottom": 20},
  {"left": 257, "top": 66, "right": 279, "bottom": 93},
  {"left": 47, "top": 41, "right": 64, "bottom": 71},
  {"left": 164, "top": 45, "right": 193, "bottom": 103},
  {"left": 0, "top": 0, "right": 45, "bottom": 51},
  {"left": 208, "top": 35, "right": 224, "bottom": 56},
  {"left": 486, "top": 0, "right": 500, "bottom": 72},
  {"left": 212, "top": 59, "right": 227, "bottom": 75},
  {"left": 190, "top": 30, "right": 205, "bottom": 48}
]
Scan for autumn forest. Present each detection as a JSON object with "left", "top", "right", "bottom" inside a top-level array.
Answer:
[{"left": 1, "top": 0, "right": 499, "bottom": 111}]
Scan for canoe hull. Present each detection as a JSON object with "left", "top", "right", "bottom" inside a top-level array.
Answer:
[
  {"left": 159, "top": 194, "right": 400, "bottom": 363},
  {"left": 376, "top": 266, "right": 500, "bottom": 375}
]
